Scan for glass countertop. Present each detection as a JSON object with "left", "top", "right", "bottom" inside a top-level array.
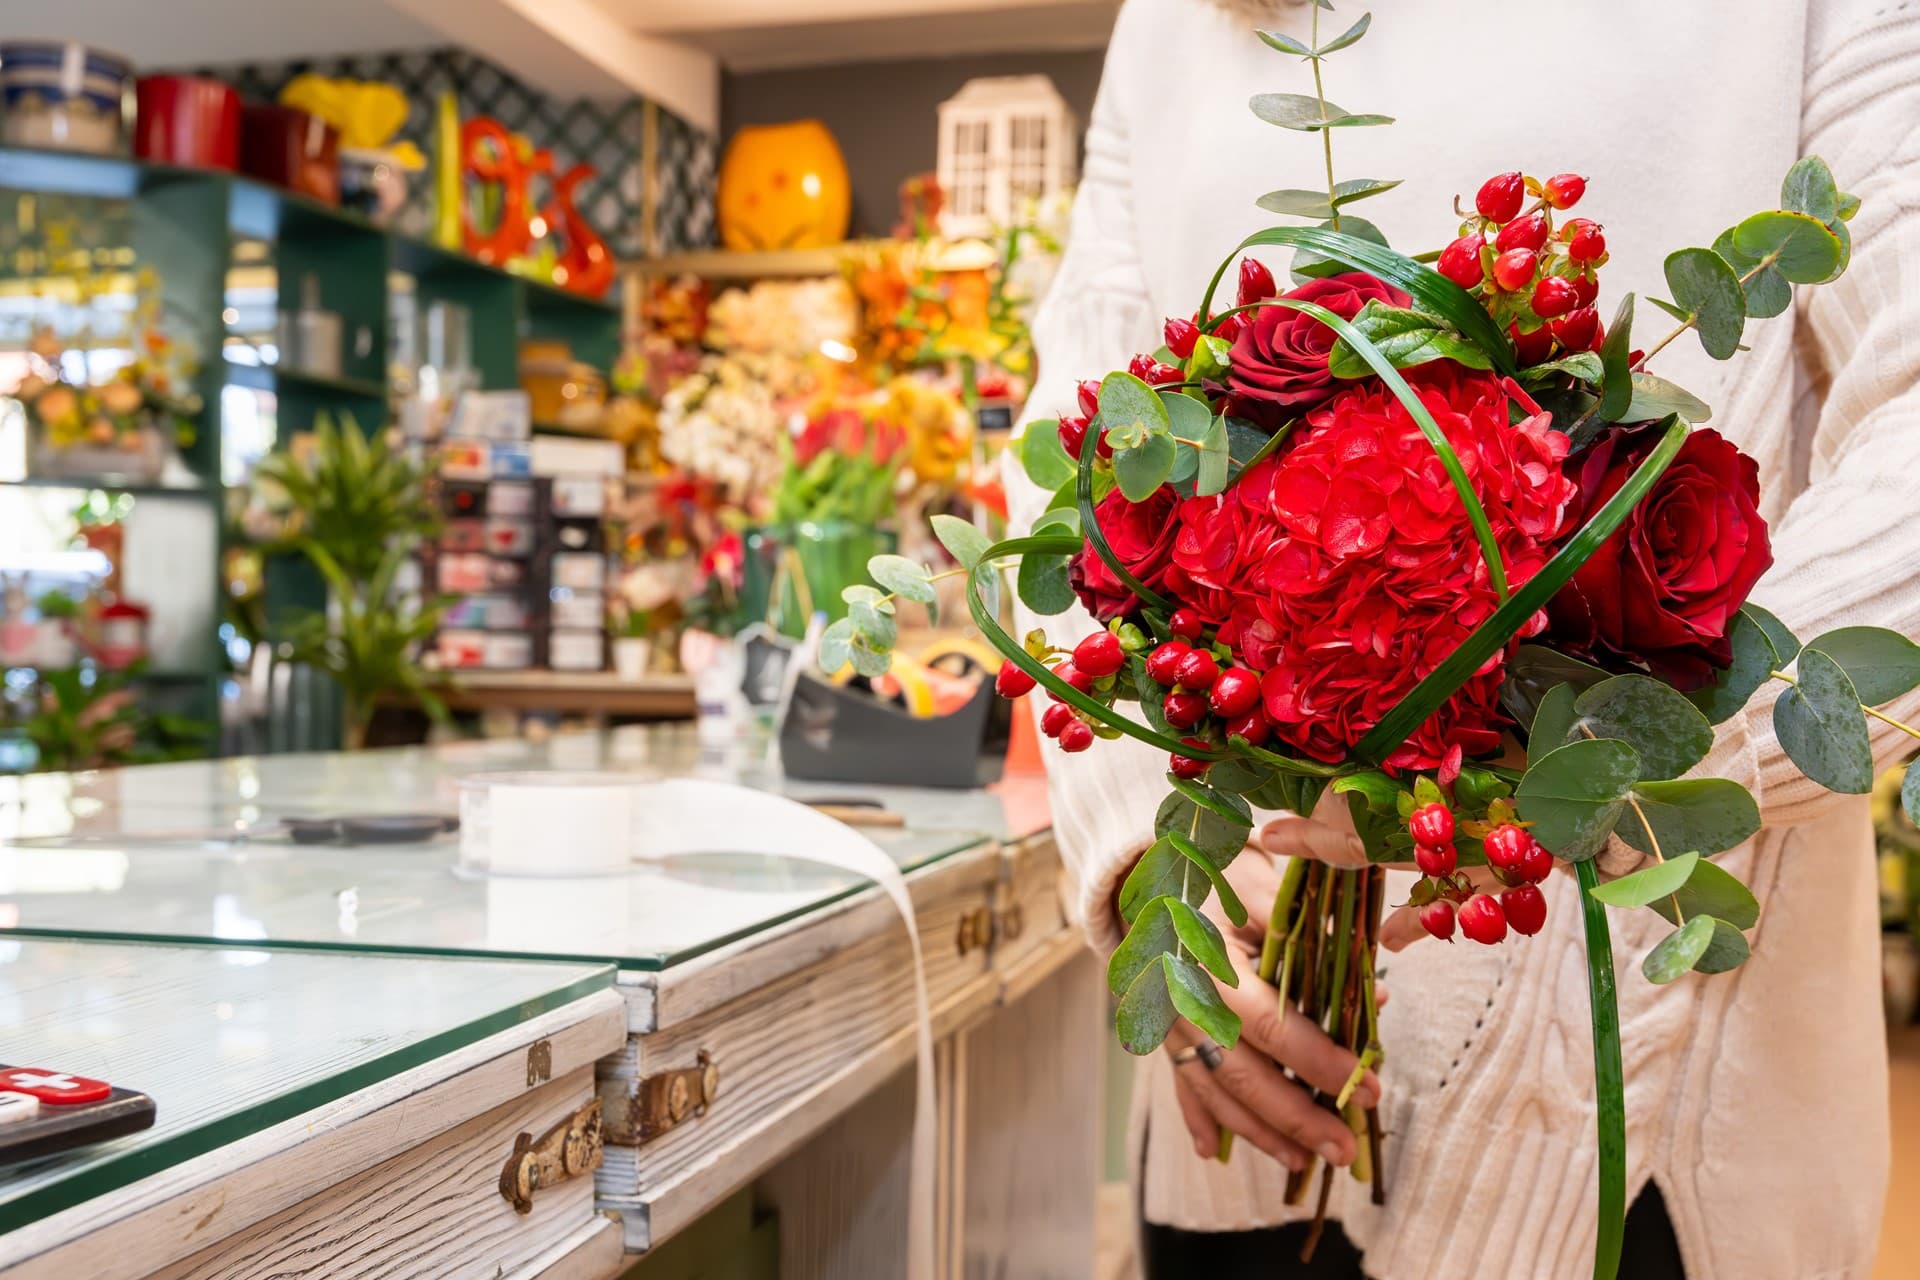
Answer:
[
  {"left": 0, "top": 938, "right": 611, "bottom": 1233},
  {"left": 0, "top": 725, "right": 1051, "bottom": 970}
]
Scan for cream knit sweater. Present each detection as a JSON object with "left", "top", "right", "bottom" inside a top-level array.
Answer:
[{"left": 1007, "top": 1, "right": 1919, "bottom": 1275}]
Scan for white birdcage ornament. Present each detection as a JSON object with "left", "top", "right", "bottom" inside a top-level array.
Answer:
[{"left": 935, "top": 76, "right": 1077, "bottom": 238}]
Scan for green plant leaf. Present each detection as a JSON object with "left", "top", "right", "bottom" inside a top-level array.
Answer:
[
  {"left": 1529, "top": 682, "right": 1579, "bottom": 765},
  {"left": 1107, "top": 895, "right": 1178, "bottom": 995},
  {"left": 1623, "top": 373, "right": 1712, "bottom": 423},
  {"left": 1803, "top": 626, "right": 1920, "bottom": 704},
  {"left": 1500, "top": 645, "right": 1610, "bottom": 730},
  {"left": 848, "top": 636, "right": 892, "bottom": 678},
  {"left": 1168, "top": 832, "right": 1249, "bottom": 927},
  {"left": 1823, "top": 216, "right": 1853, "bottom": 283},
  {"left": 1642, "top": 915, "right": 1717, "bottom": 984},
  {"left": 1517, "top": 351, "right": 1604, "bottom": 387},
  {"left": 1649, "top": 857, "right": 1760, "bottom": 930},
  {"left": 1515, "top": 737, "right": 1642, "bottom": 862},
  {"left": 1331, "top": 176, "right": 1399, "bottom": 207},
  {"left": 1648, "top": 297, "right": 1692, "bottom": 323},
  {"left": 1664, "top": 247, "right": 1747, "bottom": 360},
  {"left": 1743, "top": 603, "right": 1800, "bottom": 665},
  {"left": 1162, "top": 953, "right": 1242, "bottom": 1048},
  {"left": 1575, "top": 859, "right": 1628, "bottom": 1280},
  {"left": 1115, "top": 957, "right": 1177, "bottom": 1054},
  {"left": 1284, "top": 216, "right": 1393, "bottom": 286},
  {"left": 1255, "top": 28, "right": 1313, "bottom": 56},
  {"left": 1113, "top": 432, "right": 1177, "bottom": 501},
  {"left": 1905, "top": 757, "right": 1920, "bottom": 827},
  {"left": 1018, "top": 419, "right": 1077, "bottom": 490},
  {"left": 1015, "top": 548, "right": 1074, "bottom": 615},
  {"left": 1692, "top": 917, "right": 1753, "bottom": 974},
  {"left": 1118, "top": 839, "right": 1206, "bottom": 924},
  {"left": 1168, "top": 777, "right": 1255, "bottom": 826},
  {"left": 1775, "top": 647, "right": 1874, "bottom": 793},
  {"left": 1587, "top": 850, "right": 1701, "bottom": 909},
  {"left": 869, "top": 554, "right": 936, "bottom": 604},
  {"left": 1570, "top": 674, "right": 1715, "bottom": 780},
  {"left": 849, "top": 597, "right": 897, "bottom": 650},
  {"left": 1195, "top": 411, "right": 1231, "bottom": 496},
  {"left": 1317, "top": 11, "right": 1371, "bottom": 53},
  {"left": 1781, "top": 156, "right": 1841, "bottom": 223},
  {"left": 1249, "top": 92, "right": 1344, "bottom": 130},
  {"left": 1332, "top": 769, "right": 1405, "bottom": 812},
  {"left": 1154, "top": 789, "right": 1252, "bottom": 863},
  {"left": 1099, "top": 370, "right": 1169, "bottom": 438},
  {"left": 1732, "top": 209, "right": 1843, "bottom": 285},
  {"left": 931, "top": 514, "right": 991, "bottom": 569},
  {"left": 1256, "top": 188, "right": 1335, "bottom": 220},
  {"left": 1326, "top": 302, "right": 1494, "bottom": 378},
  {"left": 1595, "top": 293, "right": 1637, "bottom": 421},
  {"left": 1166, "top": 899, "right": 1239, "bottom": 986},
  {"left": 1836, "top": 190, "right": 1861, "bottom": 222},
  {"left": 1618, "top": 778, "right": 1761, "bottom": 857},
  {"left": 1711, "top": 226, "right": 1792, "bottom": 320},
  {"left": 1688, "top": 607, "right": 1778, "bottom": 724}
]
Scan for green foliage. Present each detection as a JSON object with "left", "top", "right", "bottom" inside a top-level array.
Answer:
[
  {"left": 1017, "top": 419, "right": 1076, "bottom": 490},
  {"left": 1618, "top": 778, "right": 1761, "bottom": 857},
  {"left": 1643, "top": 915, "right": 1717, "bottom": 984},
  {"left": 1515, "top": 737, "right": 1641, "bottom": 862},
  {"left": 254, "top": 413, "right": 437, "bottom": 584},
  {"left": 1249, "top": 92, "right": 1392, "bottom": 131},
  {"left": 1743, "top": 603, "right": 1801, "bottom": 664},
  {"left": 1802, "top": 627, "right": 1920, "bottom": 705},
  {"left": 1711, "top": 226, "right": 1791, "bottom": 319},
  {"left": 21, "top": 667, "right": 210, "bottom": 772},
  {"left": 1587, "top": 851, "right": 1702, "bottom": 909},
  {"left": 1775, "top": 647, "right": 1874, "bottom": 793},
  {"left": 1904, "top": 758, "right": 1920, "bottom": 827},
  {"left": 1114, "top": 957, "right": 1177, "bottom": 1054},
  {"left": 1326, "top": 302, "right": 1495, "bottom": 378},
  {"left": 1567, "top": 675, "right": 1714, "bottom": 781},
  {"left": 1015, "top": 547, "right": 1074, "bottom": 615},
  {"left": 1596, "top": 293, "right": 1636, "bottom": 421},
  {"left": 867, "top": 554, "right": 937, "bottom": 605},
  {"left": 1622, "top": 373, "right": 1712, "bottom": 423},
  {"left": 1663, "top": 247, "right": 1747, "bottom": 360},
  {"left": 771, "top": 444, "right": 896, "bottom": 527},
  {"left": 1731, "top": 210, "right": 1843, "bottom": 285},
  {"left": 1528, "top": 683, "right": 1579, "bottom": 765},
  {"left": 1648, "top": 858, "right": 1760, "bottom": 930},
  {"left": 1194, "top": 410, "right": 1231, "bottom": 497},
  {"left": 1165, "top": 953, "right": 1242, "bottom": 1047},
  {"left": 1688, "top": 607, "right": 1778, "bottom": 724},
  {"left": 930, "top": 514, "right": 990, "bottom": 569}
]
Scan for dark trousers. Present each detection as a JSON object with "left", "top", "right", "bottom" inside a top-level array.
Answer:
[{"left": 1142, "top": 1183, "right": 1685, "bottom": 1279}]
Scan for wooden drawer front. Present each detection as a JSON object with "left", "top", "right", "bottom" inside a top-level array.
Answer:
[
  {"left": 987, "top": 833, "right": 1068, "bottom": 977},
  {"left": 153, "top": 1066, "right": 603, "bottom": 1280}
]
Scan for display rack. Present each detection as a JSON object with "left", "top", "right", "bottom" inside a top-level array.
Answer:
[{"left": 1, "top": 144, "right": 623, "bottom": 736}]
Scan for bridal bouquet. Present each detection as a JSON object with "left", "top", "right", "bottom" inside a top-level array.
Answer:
[{"left": 822, "top": 8, "right": 1913, "bottom": 1276}]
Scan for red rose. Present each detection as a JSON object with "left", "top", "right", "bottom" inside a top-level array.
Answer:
[
  {"left": 1227, "top": 273, "right": 1409, "bottom": 411},
  {"left": 1069, "top": 486, "right": 1180, "bottom": 621},
  {"left": 1545, "top": 426, "right": 1772, "bottom": 690}
]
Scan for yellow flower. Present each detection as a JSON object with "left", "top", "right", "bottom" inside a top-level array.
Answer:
[{"left": 97, "top": 380, "right": 144, "bottom": 416}]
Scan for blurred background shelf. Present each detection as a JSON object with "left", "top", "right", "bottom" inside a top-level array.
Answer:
[{"left": 412, "top": 671, "right": 696, "bottom": 719}]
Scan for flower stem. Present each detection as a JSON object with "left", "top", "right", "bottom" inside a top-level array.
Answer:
[{"left": 1309, "top": 4, "right": 1340, "bottom": 232}]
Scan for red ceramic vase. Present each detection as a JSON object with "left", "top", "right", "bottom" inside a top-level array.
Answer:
[{"left": 133, "top": 76, "right": 240, "bottom": 171}]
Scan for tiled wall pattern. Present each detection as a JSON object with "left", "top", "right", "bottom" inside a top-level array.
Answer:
[{"left": 187, "top": 47, "right": 717, "bottom": 254}]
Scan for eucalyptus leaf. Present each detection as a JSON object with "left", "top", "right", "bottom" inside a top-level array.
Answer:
[
  {"left": 1648, "top": 297, "right": 1693, "bottom": 323},
  {"left": 931, "top": 513, "right": 991, "bottom": 569},
  {"left": 1570, "top": 674, "right": 1715, "bottom": 780},
  {"left": 1015, "top": 549, "right": 1075, "bottom": 616},
  {"left": 1732, "top": 210, "right": 1843, "bottom": 285},
  {"left": 819, "top": 616, "right": 855, "bottom": 674},
  {"left": 1743, "top": 603, "right": 1801, "bottom": 664},
  {"left": 1018, "top": 418, "right": 1077, "bottom": 490},
  {"left": 1163, "top": 953, "right": 1242, "bottom": 1048},
  {"left": 1775, "top": 647, "right": 1874, "bottom": 793},
  {"left": 1168, "top": 832, "right": 1249, "bottom": 927},
  {"left": 848, "top": 637, "right": 892, "bottom": 679},
  {"left": 1287, "top": 216, "right": 1389, "bottom": 284},
  {"left": 1694, "top": 917, "right": 1753, "bottom": 973},
  {"left": 1803, "top": 626, "right": 1920, "bottom": 704},
  {"left": 1250, "top": 91, "right": 1345, "bottom": 130},
  {"left": 1196, "top": 412, "right": 1231, "bottom": 496},
  {"left": 1115, "top": 957, "right": 1177, "bottom": 1054},
  {"left": 868, "top": 554, "right": 936, "bottom": 604},
  {"left": 1166, "top": 899, "right": 1239, "bottom": 986},
  {"left": 1642, "top": 915, "right": 1717, "bottom": 984},
  {"left": 1836, "top": 190, "right": 1861, "bottom": 221},
  {"left": 1518, "top": 351, "right": 1604, "bottom": 387},
  {"left": 1256, "top": 188, "right": 1336, "bottom": 220},
  {"left": 1099, "top": 371, "right": 1170, "bottom": 439},
  {"left": 1623, "top": 373, "right": 1712, "bottom": 423},
  {"left": 1904, "top": 757, "right": 1920, "bottom": 827},
  {"left": 1515, "top": 738, "right": 1642, "bottom": 862},
  {"left": 1317, "top": 11, "right": 1371, "bottom": 53},
  {"left": 1255, "top": 28, "right": 1314, "bottom": 56},
  {"left": 1649, "top": 858, "right": 1759, "bottom": 930},
  {"left": 1688, "top": 607, "right": 1778, "bottom": 724},
  {"left": 1528, "top": 682, "right": 1579, "bottom": 765},
  {"left": 849, "top": 598, "right": 897, "bottom": 651},
  {"left": 1781, "top": 156, "right": 1840, "bottom": 223},
  {"left": 1501, "top": 645, "right": 1610, "bottom": 731},
  {"left": 1118, "top": 839, "right": 1206, "bottom": 924},
  {"left": 1711, "top": 226, "right": 1791, "bottom": 319},
  {"left": 1107, "top": 895, "right": 1177, "bottom": 996},
  {"left": 1617, "top": 778, "right": 1761, "bottom": 857},
  {"left": 1331, "top": 176, "right": 1399, "bottom": 207},
  {"left": 1154, "top": 790, "right": 1251, "bottom": 864},
  {"left": 1596, "top": 293, "right": 1636, "bottom": 421},
  {"left": 1168, "top": 777, "right": 1255, "bottom": 826},
  {"left": 1326, "top": 302, "right": 1494, "bottom": 378},
  {"left": 1587, "top": 851, "right": 1701, "bottom": 909},
  {"left": 1664, "top": 247, "right": 1747, "bottom": 360},
  {"left": 1112, "top": 430, "right": 1178, "bottom": 501}
]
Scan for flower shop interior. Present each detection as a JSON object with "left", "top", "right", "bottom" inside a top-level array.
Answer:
[{"left": 1, "top": 2, "right": 1917, "bottom": 1278}]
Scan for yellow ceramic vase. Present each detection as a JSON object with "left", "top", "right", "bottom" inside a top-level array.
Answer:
[{"left": 717, "top": 120, "right": 852, "bottom": 251}]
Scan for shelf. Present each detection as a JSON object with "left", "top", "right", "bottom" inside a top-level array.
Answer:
[
  {"left": 632, "top": 244, "right": 875, "bottom": 281},
  {"left": 223, "top": 358, "right": 387, "bottom": 400},
  {"left": 1, "top": 476, "right": 217, "bottom": 500},
  {"left": 0, "top": 145, "right": 210, "bottom": 199}
]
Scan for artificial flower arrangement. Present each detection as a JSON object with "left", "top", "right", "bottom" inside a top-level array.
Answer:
[
  {"left": 656, "top": 353, "right": 786, "bottom": 511},
  {"left": 824, "top": 8, "right": 1919, "bottom": 1277},
  {"left": 13, "top": 315, "right": 200, "bottom": 459}
]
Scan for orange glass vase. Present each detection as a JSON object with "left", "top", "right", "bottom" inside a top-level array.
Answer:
[{"left": 717, "top": 120, "right": 852, "bottom": 251}]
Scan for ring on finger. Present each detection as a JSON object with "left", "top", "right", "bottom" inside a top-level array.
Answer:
[{"left": 1170, "top": 1041, "right": 1224, "bottom": 1071}]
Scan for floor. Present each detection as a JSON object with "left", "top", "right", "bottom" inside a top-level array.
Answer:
[{"left": 1093, "top": 1024, "right": 1920, "bottom": 1280}]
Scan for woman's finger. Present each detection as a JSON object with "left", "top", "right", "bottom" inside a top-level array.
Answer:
[
  {"left": 1382, "top": 867, "right": 1508, "bottom": 951},
  {"left": 1222, "top": 948, "right": 1379, "bottom": 1107},
  {"left": 1167, "top": 1025, "right": 1313, "bottom": 1170},
  {"left": 1257, "top": 814, "right": 1370, "bottom": 868}
]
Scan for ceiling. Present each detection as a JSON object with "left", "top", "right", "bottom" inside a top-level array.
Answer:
[{"left": 670, "top": 1, "right": 1117, "bottom": 72}]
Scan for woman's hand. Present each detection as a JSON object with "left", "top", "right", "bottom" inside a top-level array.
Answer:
[{"left": 1164, "top": 847, "right": 1380, "bottom": 1170}]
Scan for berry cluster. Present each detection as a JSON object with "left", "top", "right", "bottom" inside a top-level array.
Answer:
[
  {"left": 1437, "top": 170, "right": 1611, "bottom": 366},
  {"left": 1406, "top": 800, "right": 1552, "bottom": 945},
  {"left": 995, "top": 621, "right": 1142, "bottom": 754},
  {"left": 1144, "top": 609, "right": 1269, "bottom": 778}
]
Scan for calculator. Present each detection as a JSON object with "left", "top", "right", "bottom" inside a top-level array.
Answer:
[{"left": 0, "top": 1066, "right": 155, "bottom": 1164}]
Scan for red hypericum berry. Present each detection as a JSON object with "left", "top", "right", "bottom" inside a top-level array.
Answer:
[
  {"left": 1483, "top": 824, "right": 1532, "bottom": 872},
  {"left": 1419, "top": 900, "right": 1457, "bottom": 942},
  {"left": 1048, "top": 660, "right": 1093, "bottom": 702},
  {"left": 1208, "top": 668, "right": 1260, "bottom": 718},
  {"left": 1458, "top": 893, "right": 1508, "bottom": 945},
  {"left": 1076, "top": 379, "right": 1101, "bottom": 418},
  {"left": 1509, "top": 322, "right": 1554, "bottom": 366},
  {"left": 1168, "top": 609, "right": 1205, "bottom": 640},
  {"left": 1502, "top": 883, "right": 1548, "bottom": 935},
  {"left": 1571, "top": 271, "right": 1599, "bottom": 307},
  {"left": 1169, "top": 738, "right": 1212, "bottom": 780},
  {"left": 1565, "top": 219, "right": 1607, "bottom": 265},
  {"left": 1415, "top": 842, "right": 1458, "bottom": 877},
  {"left": 1072, "top": 630, "right": 1126, "bottom": 678},
  {"left": 1213, "top": 313, "right": 1246, "bottom": 343},
  {"left": 1436, "top": 233, "right": 1486, "bottom": 289},
  {"left": 1408, "top": 802, "right": 1455, "bottom": 846},
  {"left": 1128, "top": 354, "right": 1181, "bottom": 386},
  {"left": 1056, "top": 719, "right": 1095, "bottom": 753},
  {"left": 1164, "top": 316, "right": 1200, "bottom": 360},
  {"left": 1493, "top": 248, "right": 1539, "bottom": 292},
  {"left": 1515, "top": 839, "right": 1554, "bottom": 885},
  {"left": 1551, "top": 305, "right": 1600, "bottom": 350},
  {"left": 1475, "top": 171, "right": 1526, "bottom": 223},
  {"left": 1531, "top": 275, "right": 1578, "bottom": 319},
  {"left": 1039, "top": 702, "right": 1074, "bottom": 738},
  {"left": 1589, "top": 321, "right": 1607, "bottom": 352},
  {"left": 1496, "top": 212, "right": 1550, "bottom": 254},
  {"left": 1058, "top": 415, "right": 1088, "bottom": 459},
  {"left": 1237, "top": 258, "right": 1277, "bottom": 306},
  {"left": 1543, "top": 173, "right": 1586, "bottom": 210},
  {"left": 1144, "top": 641, "right": 1191, "bottom": 686},
  {"left": 1174, "top": 650, "right": 1219, "bottom": 691},
  {"left": 995, "top": 660, "right": 1036, "bottom": 698},
  {"left": 1224, "top": 709, "right": 1270, "bottom": 746},
  {"left": 1094, "top": 426, "right": 1114, "bottom": 460},
  {"left": 1164, "top": 691, "right": 1208, "bottom": 729}
]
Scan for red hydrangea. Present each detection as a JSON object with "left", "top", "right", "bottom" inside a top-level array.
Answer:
[{"left": 1171, "top": 363, "right": 1580, "bottom": 767}]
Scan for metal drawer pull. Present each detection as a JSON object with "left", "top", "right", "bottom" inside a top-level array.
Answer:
[
  {"left": 498, "top": 1100, "right": 604, "bottom": 1214},
  {"left": 635, "top": 1050, "right": 720, "bottom": 1143}
]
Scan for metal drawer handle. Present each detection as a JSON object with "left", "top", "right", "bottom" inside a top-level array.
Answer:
[{"left": 498, "top": 1099, "right": 604, "bottom": 1214}]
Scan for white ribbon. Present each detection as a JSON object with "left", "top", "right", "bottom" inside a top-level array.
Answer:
[{"left": 629, "top": 778, "right": 936, "bottom": 1280}]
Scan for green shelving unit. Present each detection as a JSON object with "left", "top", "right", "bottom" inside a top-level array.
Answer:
[{"left": 1, "top": 143, "right": 622, "bottom": 747}]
